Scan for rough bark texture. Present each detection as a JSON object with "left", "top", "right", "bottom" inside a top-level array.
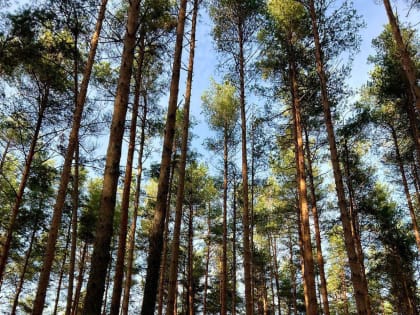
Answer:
[
  {"left": 140, "top": 1, "right": 187, "bottom": 313},
  {"left": 383, "top": 0, "right": 420, "bottom": 112},
  {"left": 0, "top": 86, "right": 48, "bottom": 287},
  {"left": 82, "top": 1, "right": 140, "bottom": 313},
  {"left": 31, "top": 2, "right": 108, "bottom": 313},
  {"left": 288, "top": 39, "right": 317, "bottom": 315},
  {"left": 165, "top": 0, "right": 197, "bottom": 313},
  {"left": 304, "top": 127, "right": 330, "bottom": 315},
  {"left": 109, "top": 31, "right": 146, "bottom": 315},
  {"left": 308, "top": 1, "right": 371, "bottom": 313}
]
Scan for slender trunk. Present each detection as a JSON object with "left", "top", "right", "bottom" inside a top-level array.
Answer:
[
  {"left": 102, "top": 253, "right": 114, "bottom": 315},
  {"left": 0, "top": 86, "right": 49, "bottom": 286},
  {"left": 232, "top": 173, "right": 237, "bottom": 315},
  {"left": 157, "top": 144, "right": 176, "bottom": 315},
  {"left": 390, "top": 124, "right": 420, "bottom": 251},
  {"left": 289, "top": 235, "right": 297, "bottom": 315},
  {"left": 304, "top": 127, "right": 330, "bottom": 315},
  {"left": 341, "top": 268, "right": 350, "bottom": 315},
  {"left": 202, "top": 203, "right": 211, "bottom": 315},
  {"left": 0, "top": 139, "right": 10, "bottom": 174},
  {"left": 32, "top": 2, "right": 108, "bottom": 312},
  {"left": 66, "top": 143, "right": 79, "bottom": 315},
  {"left": 53, "top": 221, "right": 72, "bottom": 315},
  {"left": 221, "top": 127, "right": 228, "bottom": 314},
  {"left": 72, "top": 242, "right": 88, "bottom": 315},
  {"left": 82, "top": 2, "right": 140, "bottom": 314},
  {"left": 121, "top": 91, "right": 148, "bottom": 315},
  {"left": 140, "top": 1, "right": 187, "bottom": 314},
  {"left": 238, "top": 19, "right": 253, "bottom": 315},
  {"left": 11, "top": 212, "right": 39, "bottom": 315},
  {"left": 66, "top": 19, "right": 80, "bottom": 315},
  {"left": 109, "top": 31, "right": 146, "bottom": 315},
  {"left": 296, "top": 199, "right": 310, "bottom": 314},
  {"left": 165, "top": 2, "right": 198, "bottom": 312},
  {"left": 382, "top": 0, "right": 420, "bottom": 112},
  {"left": 308, "top": 1, "right": 371, "bottom": 313},
  {"left": 288, "top": 37, "right": 317, "bottom": 315},
  {"left": 271, "top": 236, "right": 282, "bottom": 315},
  {"left": 405, "top": 96, "right": 420, "bottom": 169},
  {"left": 188, "top": 203, "right": 194, "bottom": 315}
]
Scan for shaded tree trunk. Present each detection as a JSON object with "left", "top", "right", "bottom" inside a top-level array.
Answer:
[
  {"left": 0, "top": 85, "right": 49, "bottom": 287},
  {"left": 390, "top": 124, "right": 420, "bottom": 251},
  {"left": 31, "top": 2, "right": 108, "bottom": 312},
  {"left": 188, "top": 203, "right": 194, "bottom": 315},
  {"left": 140, "top": 1, "right": 188, "bottom": 313},
  {"left": 71, "top": 242, "right": 88, "bottom": 315},
  {"left": 82, "top": 1, "right": 140, "bottom": 313},
  {"left": 307, "top": 1, "right": 371, "bottom": 313},
  {"left": 304, "top": 126, "right": 330, "bottom": 315},
  {"left": 202, "top": 203, "right": 211, "bottom": 315}
]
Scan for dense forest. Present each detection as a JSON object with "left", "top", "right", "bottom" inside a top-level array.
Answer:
[{"left": 0, "top": 0, "right": 419, "bottom": 314}]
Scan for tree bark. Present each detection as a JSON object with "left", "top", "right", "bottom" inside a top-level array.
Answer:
[
  {"left": 66, "top": 143, "right": 79, "bottom": 315},
  {"left": 31, "top": 2, "right": 108, "bottom": 312},
  {"left": 165, "top": 1, "right": 198, "bottom": 312},
  {"left": 232, "top": 172, "right": 237, "bottom": 315},
  {"left": 304, "top": 126, "right": 330, "bottom": 315},
  {"left": 0, "top": 85, "right": 49, "bottom": 287},
  {"left": 307, "top": 1, "right": 371, "bottom": 313},
  {"left": 288, "top": 36, "right": 317, "bottom": 315},
  {"left": 109, "top": 30, "right": 146, "bottom": 315},
  {"left": 72, "top": 242, "right": 88, "bottom": 315},
  {"left": 238, "top": 18, "right": 253, "bottom": 315},
  {"left": 382, "top": 0, "right": 420, "bottom": 112},
  {"left": 202, "top": 203, "right": 211, "bottom": 315},
  {"left": 390, "top": 124, "right": 420, "bottom": 251},
  {"left": 81, "top": 1, "right": 140, "bottom": 313},
  {"left": 140, "top": 1, "right": 187, "bottom": 313},
  {"left": 187, "top": 203, "right": 194, "bottom": 315}
]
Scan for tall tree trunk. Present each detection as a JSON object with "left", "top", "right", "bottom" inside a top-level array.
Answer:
[
  {"left": 307, "top": 1, "right": 371, "bottom": 313},
  {"left": 102, "top": 252, "right": 114, "bottom": 315},
  {"left": 53, "top": 221, "right": 72, "bottom": 315},
  {"left": 0, "top": 86, "right": 49, "bottom": 286},
  {"left": 71, "top": 242, "right": 88, "bottom": 315},
  {"left": 304, "top": 126, "right": 330, "bottom": 315},
  {"left": 121, "top": 91, "right": 148, "bottom": 315},
  {"left": 82, "top": 1, "right": 140, "bottom": 314},
  {"left": 382, "top": 0, "right": 420, "bottom": 112},
  {"left": 202, "top": 203, "right": 211, "bottom": 315},
  {"left": 390, "top": 124, "right": 420, "bottom": 251},
  {"left": 31, "top": 2, "right": 108, "bottom": 312},
  {"left": 66, "top": 143, "right": 79, "bottom": 315},
  {"left": 140, "top": 1, "right": 188, "bottom": 314},
  {"left": 289, "top": 235, "right": 297, "bottom": 315},
  {"left": 237, "top": 19, "right": 253, "bottom": 315},
  {"left": 11, "top": 210, "right": 39, "bottom": 315},
  {"left": 166, "top": 1, "right": 198, "bottom": 312},
  {"left": 221, "top": 128, "right": 228, "bottom": 314},
  {"left": 109, "top": 31, "right": 146, "bottom": 315},
  {"left": 288, "top": 37, "right": 317, "bottom": 315},
  {"left": 270, "top": 236, "right": 282, "bottom": 315},
  {"left": 187, "top": 203, "right": 194, "bottom": 315},
  {"left": 232, "top": 172, "right": 237, "bottom": 315}
]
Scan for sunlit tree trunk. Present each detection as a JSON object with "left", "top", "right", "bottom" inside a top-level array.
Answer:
[
  {"left": 304, "top": 126, "right": 330, "bottom": 315},
  {"left": 82, "top": 1, "right": 140, "bottom": 313},
  {"left": 238, "top": 18, "right": 253, "bottom": 315},
  {"left": 307, "top": 1, "right": 371, "bottom": 313},
  {"left": 32, "top": 2, "right": 108, "bottom": 312},
  {"left": 109, "top": 30, "right": 146, "bottom": 315},
  {"left": 382, "top": 0, "right": 420, "bottom": 112},
  {"left": 288, "top": 36, "right": 317, "bottom": 315},
  {"left": 140, "top": 1, "right": 187, "bottom": 314},
  {"left": 0, "top": 85, "right": 49, "bottom": 287}
]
